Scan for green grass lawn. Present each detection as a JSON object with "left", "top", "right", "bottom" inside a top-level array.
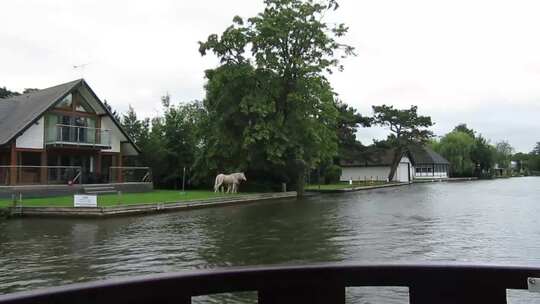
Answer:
[
  {"left": 306, "top": 181, "right": 389, "bottom": 190},
  {"left": 0, "top": 190, "right": 246, "bottom": 208}
]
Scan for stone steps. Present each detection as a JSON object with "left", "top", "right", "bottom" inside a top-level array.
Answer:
[{"left": 84, "top": 186, "right": 117, "bottom": 195}]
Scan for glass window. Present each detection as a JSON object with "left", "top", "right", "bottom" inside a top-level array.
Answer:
[
  {"left": 45, "top": 114, "right": 59, "bottom": 142},
  {"left": 56, "top": 94, "right": 72, "bottom": 109},
  {"left": 60, "top": 116, "right": 72, "bottom": 142},
  {"left": 75, "top": 96, "right": 95, "bottom": 113}
]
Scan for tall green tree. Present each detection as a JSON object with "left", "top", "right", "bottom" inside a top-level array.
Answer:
[
  {"left": 371, "top": 105, "right": 433, "bottom": 181},
  {"left": 434, "top": 131, "right": 475, "bottom": 177},
  {"left": 121, "top": 96, "right": 205, "bottom": 188},
  {"left": 470, "top": 135, "right": 496, "bottom": 177},
  {"left": 532, "top": 142, "right": 540, "bottom": 156},
  {"left": 198, "top": 0, "right": 354, "bottom": 195},
  {"left": 495, "top": 140, "right": 514, "bottom": 170},
  {"left": 453, "top": 123, "right": 475, "bottom": 138},
  {"left": 138, "top": 116, "right": 168, "bottom": 187},
  {"left": 336, "top": 101, "right": 369, "bottom": 153},
  {"left": 103, "top": 100, "right": 121, "bottom": 122},
  {"left": 162, "top": 98, "right": 205, "bottom": 186},
  {"left": 121, "top": 105, "right": 148, "bottom": 144}
]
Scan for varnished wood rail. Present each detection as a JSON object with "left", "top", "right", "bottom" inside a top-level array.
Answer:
[{"left": 0, "top": 263, "right": 539, "bottom": 304}]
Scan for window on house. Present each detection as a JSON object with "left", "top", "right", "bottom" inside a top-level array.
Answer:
[
  {"left": 74, "top": 95, "right": 95, "bottom": 113},
  {"left": 56, "top": 94, "right": 72, "bottom": 109}
]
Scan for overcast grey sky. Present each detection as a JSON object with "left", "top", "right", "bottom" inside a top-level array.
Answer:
[{"left": 1, "top": 0, "right": 539, "bottom": 152}]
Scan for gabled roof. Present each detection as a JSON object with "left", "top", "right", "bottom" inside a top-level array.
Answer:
[
  {"left": 0, "top": 79, "right": 140, "bottom": 153},
  {"left": 408, "top": 145, "right": 450, "bottom": 165},
  {"left": 340, "top": 147, "right": 412, "bottom": 167},
  {"left": 339, "top": 144, "right": 449, "bottom": 167},
  {"left": 0, "top": 79, "right": 81, "bottom": 146}
]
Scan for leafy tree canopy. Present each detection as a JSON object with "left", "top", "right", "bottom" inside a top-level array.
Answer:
[
  {"left": 371, "top": 104, "right": 433, "bottom": 180},
  {"left": 433, "top": 131, "right": 475, "bottom": 177},
  {"left": 197, "top": 0, "right": 354, "bottom": 193},
  {"left": 372, "top": 105, "right": 433, "bottom": 146},
  {"left": 103, "top": 100, "right": 121, "bottom": 122},
  {"left": 122, "top": 105, "right": 149, "bottom": 145},
  {"left": 336, "top": 101, "right": 370, "bottom": 147},
  {"left": 495, "top": 140, "right": 514, "bottom": 169},
  {"left": 470, "top": 134, "right": 496, "bottom": 175},
  {"left": 532, "top": 142, "right": 540, "bottom": 156},
  {"left": 22, "top": 88, "right": 39, "bottom": 94},
  {"left": 453, "top": 123, "right": 475, "bottom": 138}
]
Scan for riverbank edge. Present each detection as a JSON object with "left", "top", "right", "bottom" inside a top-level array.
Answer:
[
  {"left": 413, "top": 177, "right": 479, "bottom": 183},
  {"left": 306, "top": 182, "right": 412, "bottom": 193},
  {"left": 0, "top": 207, "right": 9, "bottom": 219},
  {"left": 5, "top": 192, "right": 298, "bottom": 219}
]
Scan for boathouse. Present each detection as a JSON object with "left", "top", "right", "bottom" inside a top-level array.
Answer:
[
  {"left": 407, "top": 145, "right": 450, "bottom": 179},
  {"left": 339, "top": 145, "right": 450, "bottom": 182},
  {"left": 339, "top": 148, "right": 414, "bottom": 183},
  {"left": 0, "top": 79, "right": 152, "bottom": 198}
]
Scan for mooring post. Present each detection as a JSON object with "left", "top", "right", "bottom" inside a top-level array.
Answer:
[
  {"left": 117, "top": 191, "right": 122, "bottom": 206},
  {"left": 182, "top": 167, "right": 186, "bottom": 193}
]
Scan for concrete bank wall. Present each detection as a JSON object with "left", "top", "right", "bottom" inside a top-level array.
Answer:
[
  {"left": 8, "top": 192, "right": 297, "bottom": 218},
  {"left": 307, "top": 182, "right": 412, "bottom": 193},
  {"left": 413, "top": 177, "right": 478, "bottom": 183}
]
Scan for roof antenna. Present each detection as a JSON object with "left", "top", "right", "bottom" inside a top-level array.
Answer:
[{"left": 73, "top": 63, "right": 90, "bottom": 78}]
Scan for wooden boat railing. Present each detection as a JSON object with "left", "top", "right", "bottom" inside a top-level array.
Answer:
[{"left": 0, "top": 263, "right": 539, "bottom": 304}]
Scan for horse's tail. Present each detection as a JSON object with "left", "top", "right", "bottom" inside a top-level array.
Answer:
[{"left": 214, "top": 174, "right": 223, "bottom": 192}]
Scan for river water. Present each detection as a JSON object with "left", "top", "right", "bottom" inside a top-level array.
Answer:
[{"left": 1, "top": 178, "right": 540, "bottom": 303}]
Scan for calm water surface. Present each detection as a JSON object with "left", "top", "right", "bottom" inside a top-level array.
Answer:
[{"left": 1, "top": 178, "right": 540, "bottom": 303}]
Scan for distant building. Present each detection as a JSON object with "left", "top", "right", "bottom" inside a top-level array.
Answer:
[
  {"left": 340, "top": 148, "right": 414, "bottom": 183},
  {"left": 339, "top": 145, "right": 450, "bottom": 182},
  {"left": 407, "top": 145, "right": 450, "bottom": 180}
]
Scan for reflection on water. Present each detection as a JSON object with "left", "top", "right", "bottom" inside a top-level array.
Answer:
[{"left": 1, "top": 178, "right": 540, "bottom": 303}]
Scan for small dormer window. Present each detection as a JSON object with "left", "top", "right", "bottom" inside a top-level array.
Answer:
[{"left": 56, "top": 93, "right": 72, "bottom": 109}]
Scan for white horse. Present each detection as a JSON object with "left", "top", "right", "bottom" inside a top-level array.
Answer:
[{"left": 214, "top": 172, "right": 247, "bottom": 193}]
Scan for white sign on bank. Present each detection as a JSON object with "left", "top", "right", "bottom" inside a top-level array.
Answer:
[{"left": 74, "top": 195, "right": 98, "bottom": 208}]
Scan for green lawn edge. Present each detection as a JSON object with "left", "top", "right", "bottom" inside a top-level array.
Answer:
[{"left": 0, "top": 190, "right": 250, "bottom": 208}]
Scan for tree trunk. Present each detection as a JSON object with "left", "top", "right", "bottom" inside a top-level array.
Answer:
[
  {"left": 295, "top": 159, "right": 306, "bottom": 198},
  {"left": 387, "top": 147, "right": 403, "bottom": 182}
]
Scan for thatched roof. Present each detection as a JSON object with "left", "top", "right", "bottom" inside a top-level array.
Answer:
[{"left": 340, "top": 145, "right": 449, "bottom": 167}]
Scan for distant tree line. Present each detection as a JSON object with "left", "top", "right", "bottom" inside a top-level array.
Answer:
[
  {"left": 430, "top": 124, "right": 536, "bottom": 178},
  {"left": 513, "top": 142, "right": 540, "bottom": 176},
  {"left": 0, "top": 87, "right": 39, "bottom": 99}
]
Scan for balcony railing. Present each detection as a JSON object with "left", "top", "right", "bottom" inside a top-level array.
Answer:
[
  {"left": 0, "top": 166, "right": 82, "bottom": 186},
  {"left": 0, "top": 263, "right": 539, "bottom": 303},
  {"left": 45, "top": 124, "right": 111, "bottom": 148},
  {"left": 109, "top": 167, "right": 152, "bottom": 183},
  {"left": 0, "top": 166, "right": 152, "bottom": 185}
]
